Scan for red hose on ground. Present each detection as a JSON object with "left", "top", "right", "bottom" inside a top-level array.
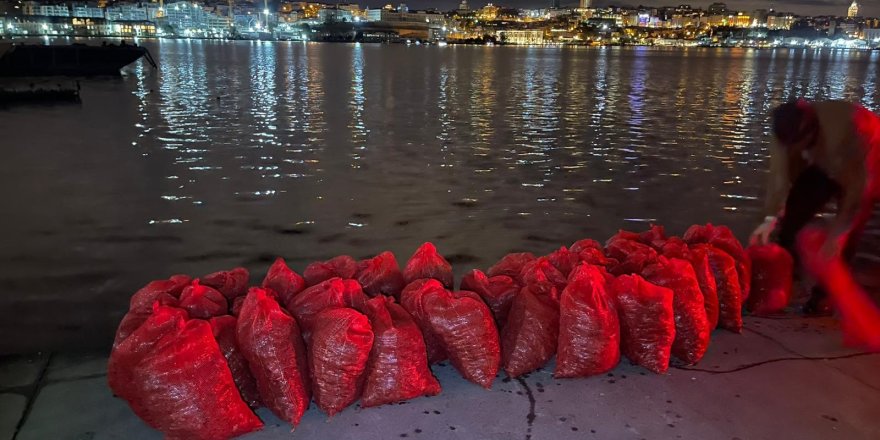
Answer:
[{"left": 797, "top": 227, "right": 880, "bottom": 352}]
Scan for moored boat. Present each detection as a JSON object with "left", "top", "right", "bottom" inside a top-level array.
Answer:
[{"left": 0, "top": 42, "right": 157, "bottom": 77}]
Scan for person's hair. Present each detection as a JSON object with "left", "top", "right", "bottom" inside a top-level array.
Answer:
[{"left": 772, "top": 100, "right": 817, "bottom": 147}]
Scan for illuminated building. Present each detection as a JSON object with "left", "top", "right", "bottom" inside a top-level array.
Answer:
[
  {"left": 731, "top": 12, "right": 751, "bottom": 28},
  {"left": 579, "top": 0, "right": 591, "bottom": 9},
  {"left": 71, "top": 3, "right": 106, "bottom": 19},
  {"left": 302, "top": 3, "right": 321, "bottom": 18},
  {"left": 766, "top": 13, "right": 795, "bottom": 30},
  {"left": 458, "top": 0, "right": 469, "bottom": 12},
  {"left": 22, "top": 1, "right": 70, "bottom": 17},
  {"left": 476, "top": 3, "right": 499, "bottom": 21},
  {"left": 498, "top": 29, "right": 544, "bottom": 44},
  {"left": 162, "top": 1, "right": 232, "bottom": 35},
  {"left": 318, "top": 7, "right": 354, "bottom": 23},
  {"left": 848, "top": 1, "right": 859, "bottom": 18},
  {"left": 365, "top": 7, "right": 446, "bottom": 31},
  {"left": 106, "top": 4, "right": 153, "bottom": 22}
]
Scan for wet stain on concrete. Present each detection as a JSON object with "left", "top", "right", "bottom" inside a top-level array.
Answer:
[{"left": 515, "top": 377, "right": 536, "bottom": 440}]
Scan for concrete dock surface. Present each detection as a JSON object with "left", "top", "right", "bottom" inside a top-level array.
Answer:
[{"left": 1, "top": 315, "right": 878, "bottom": 440}]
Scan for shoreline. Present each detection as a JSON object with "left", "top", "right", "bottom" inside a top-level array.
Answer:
[{"left": 4, "top": 36, "right": 879, "bottom": 51}]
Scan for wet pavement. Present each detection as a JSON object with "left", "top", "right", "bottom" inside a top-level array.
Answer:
[{"left": 2, "top": 315, "right": 878, "bottom": 440}]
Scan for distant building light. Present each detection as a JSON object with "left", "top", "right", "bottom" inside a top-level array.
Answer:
[{"left": 264, "top": 8, "right": 270, "bottom": 15}]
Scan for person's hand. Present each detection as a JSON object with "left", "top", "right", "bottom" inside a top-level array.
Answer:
[{"left": 750, "top": 216, "right": 778, "bottom": 246}]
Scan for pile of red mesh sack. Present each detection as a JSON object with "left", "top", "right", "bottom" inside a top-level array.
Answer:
[
  {"left": 746, "top": 244, "right": 794, "bottom": 315},
  {"left": 110, "top": 226, "right": 757, "bottom": 438}
]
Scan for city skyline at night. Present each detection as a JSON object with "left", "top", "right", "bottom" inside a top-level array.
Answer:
[{"left": 359, "top": 1, "right": 877, "bottom": 17}]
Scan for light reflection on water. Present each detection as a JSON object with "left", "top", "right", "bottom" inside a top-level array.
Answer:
[{"left": 1, "top": 42, "right": 879, "bottom": 350}]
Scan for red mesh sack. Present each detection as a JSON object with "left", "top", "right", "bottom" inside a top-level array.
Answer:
[
  {"left": 128, "top": 319, "right": 263, "bottom": 440},
  {"left": 201, "top": 268, "right": 249, "bottom": 300},
  {"left": 556, "top": 264, "right": 620, "bottom": 378},
  {"left": 262, "top": 257, "right": 306, "bottom": 311},
  {"left": 487, "top": 252, "right": 536, "bottom": 278},
  {"left": 501, "top": 287, "right": 560, "bottom": 378},
  {"left": 231, "top": 296, "right": 245, "bottom": 316},
  {"left": 689, "top": 245, "right": 720, "bottom": 330},
  {"left": 694, "top": 244, "right": 743, "bottom": 333},
  {"left": 684, "top": 223, "right": 751, "bottom": 300},
  {"left": 399, "top": 279, "right": 449, "bottom": 364},
  {"left": 659, "top": 237, "right": 688, "bottom": 259},
  {"left": 460, "top": 269, "right": 519, "bottom": 328},
  {"left": 232, "top": 291, "right": 278, "bottom": 317},
  {"left": 287, "top": 278, "right": 368, "bottom": 342},
  {"left": 642, "top": 257, "right": 710, "bottom": 365},
  {"left": 570, "top": 239, "right": 602, "bottom": 254},
  {"left": 403, "top": 242, "right": 454, "bottom": 288},
  {"left": 424, "top": 289, "right": 501, "bottom": 388},
  {"left": 108, "top": 305, "right": 189, "bottom": 401},
  {"left": 303, "top": 255, "right": 358, "bottom": 287},
  {"left": 519, "top": 257, "right": 567, "bottom": 298},
  {"left": 236, "top": 288, "right": 311, "bottom": 427},
  {"left": 114, "top": 294, "right": 180, "bottom": 348},
  {"left": 356, "top": 251, "right": 407, "bottom": 298},
  {"left": 639, "top": 224, "right": 667, "bottom": 249},
  {"left": 604, "top": 238, "right": 659, "bottom": 276},
  {"left": 309, "top": 308, "right": 374, "bottom": 417},
  {"left": 746, "top": 244, "right": 794, "bottom": 315},
  {"left": 128, "top": 275, "right": 191, "bottom": 313},
  {"left": 178, "top": 281, "right": 228, "bottom": 319},
  {"left": 611, "top": 274, "right": 675, "bottom": 374},
  {"left": 361, "top": 296, "right": 441, "bottom": 407},
  {"left": 662, "top": 238, "right": 720, "bottom": 330},
  {"left": 546, "top": 246, "right": 579, "bottom": 277},
  {"left": 575, "top": 247, "right": 615, "bottom": 267},
  {"left": 209, "top": 316, "right": 261, "bottom": 408},
  {"left": 606, "top": 229, "right": 643, "bottom": 245}
]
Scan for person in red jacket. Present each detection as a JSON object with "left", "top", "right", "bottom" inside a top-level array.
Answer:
[{"left": 750, "top": 100, "right": 880, "bottom": 315}]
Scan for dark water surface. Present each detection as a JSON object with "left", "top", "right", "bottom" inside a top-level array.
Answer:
[{"left": 2, "top": 42, "right": 879, "bottom": 353}]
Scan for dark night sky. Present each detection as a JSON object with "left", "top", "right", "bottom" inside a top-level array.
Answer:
[{"left": 359, "top": 1, "right": 876, "bottom": 17}]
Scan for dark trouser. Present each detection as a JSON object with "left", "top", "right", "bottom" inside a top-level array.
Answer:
[{"left": 775, "top": 166, "right": 866, "bottom": 302}]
